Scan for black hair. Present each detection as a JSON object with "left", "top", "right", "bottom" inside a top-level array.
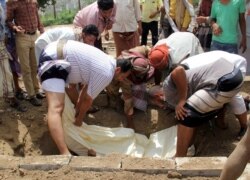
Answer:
[
  {"left": 169, "top": 64, "right": 189, "bottom": 73},
  {"left": 97, "top": 0, "right": 114, "bottom": 11},
  {"left": 116, "top": 58, "right": 132, "bottom": 73},
  {"left": 82, "top": 24, "right": 99, "bottom": 38}
]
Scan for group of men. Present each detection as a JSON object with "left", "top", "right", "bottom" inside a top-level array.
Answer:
[{"left": 0, "top": 0, "right": 249, "bottom": 179}]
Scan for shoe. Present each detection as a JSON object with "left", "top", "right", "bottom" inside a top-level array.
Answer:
[
  {"left": 237, "top": 127, "right": 247, "bottom": 140},
  {"left": 10, "top": 100, "right": 27, "bottom": 112},
  {"left": 36, "top": 92, "right": 46, "bottom": 99},
  {"left": 29, "top": 97, "right": 42, "bottom": 106},
  {"left": 15, "top": 90, "right": 28, "bottom": 100}
]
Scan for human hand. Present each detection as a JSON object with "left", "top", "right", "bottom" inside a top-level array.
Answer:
[
  {"left": 239, "top": 38, "right": 247, "bottom": 53},
  {"left": 104, "top": 31, "right": 109, "bottom": 41},
  {"left": 149, "top": 11, "right": 159, "bottom": 19},
  {"left": 14, "top": 26, "right": 25, "bottom": 33},
  {"left": 212, "top": 23, "right": 222, "bottom": 36},
  {"left": 175, "top": 100, "right": 187, "bottom": 120},
  {"left": 105, "top": 21, "right": 113, "bottom": 30},
  {"left": 74, "top": 108, "right": 83, "bottom": 126},
  {"left": 196, "top": 16, "right": 207, "bottom": 24},
  {"left": 138, "top": 26, "right": 142, "bottom": 35}
]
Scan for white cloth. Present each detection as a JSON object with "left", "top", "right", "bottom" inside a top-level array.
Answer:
[
  {"left": 35, "top": 27, "right": 82, "bottom": 62},
  {"left": 62, "top": 95, "right": 177, "bottom": 158},
  {"left": 155, "top": 32, "right": 204, "bottom": 64},
  {"left": 42, "top": 40, "right": 116, "bottom": 99},
  {"left": 42, "top": 78, "right": 65, "bottom": 93},
  {"left": 181, "top": 51, "right": 247, "bottom": 115},
  {"left": 112, "top": 0, "right": 141, "bottom": 32}
]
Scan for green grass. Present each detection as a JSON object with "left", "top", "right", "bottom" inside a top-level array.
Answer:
[{"left": 41, "top": 9, "right": 77, "bottom": 26}]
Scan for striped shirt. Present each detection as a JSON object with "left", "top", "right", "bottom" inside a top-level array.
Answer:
[
  {"left": 43, "top": 40, "right": 116, "bottom": 99},
  {"left": 6, "top": 0, "right": 44, "bottom": 33}
]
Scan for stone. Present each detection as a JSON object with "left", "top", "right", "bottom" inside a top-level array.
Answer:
[
  {"left": 176, "top": 157, "right": 227, "bottom": 177},
  {"left": 19, "top": 155, "right": 72, "bottom": 171}
]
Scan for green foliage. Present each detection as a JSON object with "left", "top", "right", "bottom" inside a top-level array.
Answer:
[
  {"left": 41, "top": 9, "right": 77, "bottom": 26},
  {"left": 38, "top": 0, "right": 56, "bottom": 11}
]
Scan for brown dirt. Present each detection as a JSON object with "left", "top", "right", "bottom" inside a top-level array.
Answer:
[
  {"left": 0, "top": 84, "right": 248, "bottom": 179},
  {"left": 0, "top": 25, "right": 249, "bottom": 178}
]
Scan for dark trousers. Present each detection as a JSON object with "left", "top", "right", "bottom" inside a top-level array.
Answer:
[{"left": 141, "top": 21, "right": 158, "bottom": 46}]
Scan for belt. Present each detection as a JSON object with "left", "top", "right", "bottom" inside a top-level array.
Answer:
[
  {"left": 24, "top": 31, "right": 36, "bottom": 35},
  {"left": 118, "top": 32, "right": 134, "bottom": 37}
]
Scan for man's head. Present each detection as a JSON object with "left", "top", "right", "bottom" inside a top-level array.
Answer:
[
  {"left": 148, "top": 44, "right": 169, "bottom": 70},
  {"left": 115, "top": 58, "right": 132, "bottom": 81},
  {"left": 82, "top": 24, "right": 99, "bottom": 46},
  {"left": 97, "top": 0, "right": 114, "bottom": 19},
  {"left": 130, "top": 57, "right": 154, "bottom": 84}
]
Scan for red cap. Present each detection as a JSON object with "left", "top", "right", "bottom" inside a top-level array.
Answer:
[{"left": 148, "top": 44, "right": 169, "bottom": 69}]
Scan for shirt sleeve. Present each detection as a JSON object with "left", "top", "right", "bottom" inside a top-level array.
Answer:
[
  {"left": 210, "top": 1, "right": 216, "bottom": 19},
  {"left": 158, "top": 0, "right": 163, "bottom": 8},
  {"left": 6, "top": 1, "right": 15, "bottom": 30},
  {"left": 36, "top": 2, "right": 44, "bottom": 33},
  {"left": 239, "top": 0, "right": 246, "bottom": 13},
  {"left": 73, "top": 9, "right": 86, "bottom": 28},
  {"left": 87, "top": 68, "right": 114, "bottom": 99},
  {"left": 134, "top": 0, "right": 142, "bottom": 21},
  {"left": 110, "top": 4, "right": 117, "bottom": 24}
]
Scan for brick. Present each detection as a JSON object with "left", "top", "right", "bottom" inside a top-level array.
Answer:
[
  {"left": 122, "top": 156, "right": 175, "bottom": 174},
  {"left": 0, "top": 155, "right": 21, "bottom": 170},
  {"left": 19, "top": 155, "right": 72, "bottom": 170},
  {"left": 69, "top": 155, "right": 121, "bottom": 171},
  {"left": 176, "top": 157, "right": 227, "bottom": 177}
]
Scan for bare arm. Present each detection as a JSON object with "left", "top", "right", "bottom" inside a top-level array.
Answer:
[
  {"left": 170, "top": 66, "right": 188, "bottom": 120},
  {"left": 74, "top": 85, "right": 93, "bottom": 126},
  {"left": 239, "top": 13, "right": 247, "bottom": 53}
]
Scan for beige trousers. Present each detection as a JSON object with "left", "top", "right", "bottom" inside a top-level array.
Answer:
[{"left": 15, "top": 33, "right": 40, "bottom": 97}]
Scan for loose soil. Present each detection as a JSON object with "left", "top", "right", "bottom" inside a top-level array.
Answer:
[{"left": 0, "top": 25, "right": 249, "bottom": 179}]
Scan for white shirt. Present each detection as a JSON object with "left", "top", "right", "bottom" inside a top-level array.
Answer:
[
  {"left": 43, "top": 40, "right": 116, "bottom": 99},
  {"left": 112, "top": 0, "right": 141, "bottom": 32},
  {"left": 155, "top": 32, "right": 204, "bottom": 64},
  {"left": 181, "top": 50, "right": 247, "bottom": 76},
  {"left": 35, "top": 27, "right": 82, "bottom": 62},
  {"left": 181, "top": 50, "right": 247, "bottom": 115}
]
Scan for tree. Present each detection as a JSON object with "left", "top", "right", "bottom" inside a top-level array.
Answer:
[{"left": 37, "top": 0, "right": 56, "bottom": 11}]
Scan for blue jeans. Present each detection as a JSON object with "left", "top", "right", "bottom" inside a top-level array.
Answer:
[{"left": 210, "top": 40, "right": 238, "bottom": 54}]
